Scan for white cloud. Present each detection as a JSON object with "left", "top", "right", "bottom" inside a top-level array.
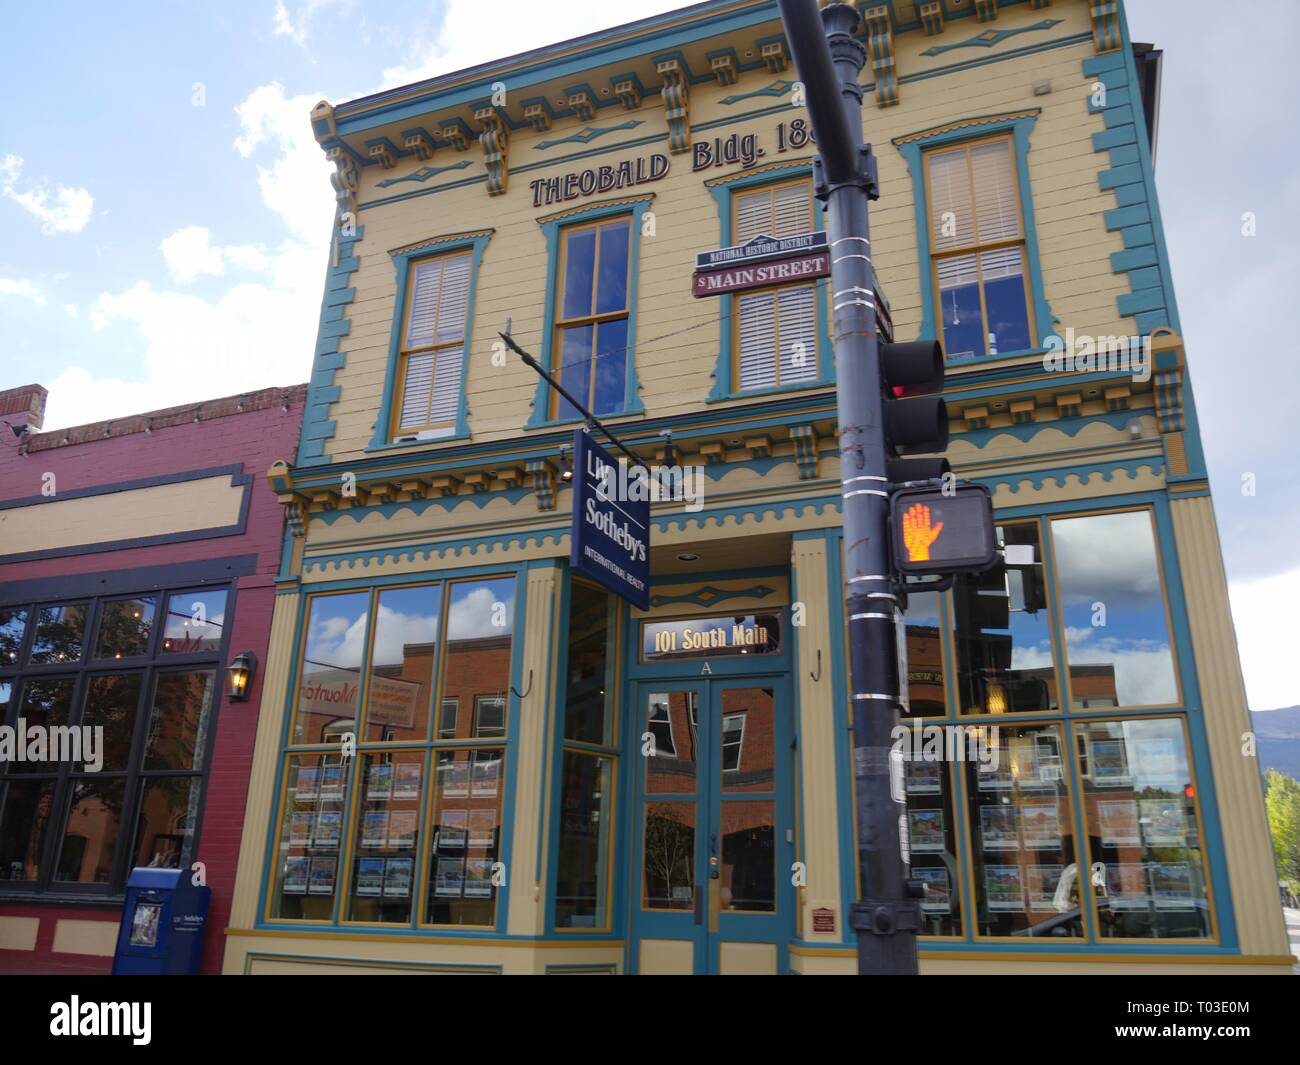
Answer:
[
  {"left": 272, "top": 0, "right": 350, "bottom": 47},
  {"left": 159, "top": 225, "right": 272, "bottom": 283},
  {"left": 375, "top": 0, "right": 684, "bottom": 90},
  {"left": 0, "top": 276, "right": 45, "bottom": 305},
  {"left": 1230, "top": 566, "right": 1300, "bottom": 711},
  {"left": 232, "top": 82, "right": 337, "bottom": 242},
  {"left": 1, "top": 154, "right": 94, "bottom": 235}
]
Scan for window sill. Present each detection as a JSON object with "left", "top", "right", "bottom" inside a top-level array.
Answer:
[
  {"left": 944, "top": 347, "right": 1048, "bottom": 369},
  {"left": 365, "top": 432, "right": 470, "bottom": 455},
  {"left": 524, "top": 403, "right": 645, "bottom": 431},
  {"left": 0, "top": 890, "right": 125, "bottom": 908},
  {"left": 706, "top": 379, "right": 833, "bottom": 404}
]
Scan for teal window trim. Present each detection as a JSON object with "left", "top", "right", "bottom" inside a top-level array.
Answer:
[
  {"left": 367, "top": 232, "right": 493, "bottom": 452},
  {"left": 525, "top": 198, "right": 651, "bottom": 430},
  {"left": 895, "top": 113, "right": 1058, "bottom": 364},
  {"left": 705, "top": 163, "right": 834, "bottom": 402}
]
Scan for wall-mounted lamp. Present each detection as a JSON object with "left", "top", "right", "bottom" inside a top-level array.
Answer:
[
  {"left": 226, "top": 651, "right": 258, "bottom": 702},
  {"left": 559, "top": 445, "right": 574, "bottom": 482}
]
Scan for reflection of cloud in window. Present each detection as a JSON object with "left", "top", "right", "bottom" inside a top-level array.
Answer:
[
  {"left": 448, "top": 583, "right": 514, "bottom": 639},
  {"left": 1065, "top": 630, "right": 1176, "bottom": 706},
  {"left": 1052, "top": 512, "right": 1162, "bottom": 607},
  {"left": 1010, "top": 642, "right": 1053, "bottom": 671},
  {"left": 309, "top": 612, "right": 367, "bottom": 669},
  {"left": 371, "top": 605, "right": 438, "bottom": 667}
]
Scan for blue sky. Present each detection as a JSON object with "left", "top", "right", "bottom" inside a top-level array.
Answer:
[{"left": 1, "top": 1, "right": 1295, "bottom": 709}]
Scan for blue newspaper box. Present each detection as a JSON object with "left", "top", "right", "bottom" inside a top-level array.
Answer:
[{"left": 111, "top": 868, "right": 210, "bottom": 975}]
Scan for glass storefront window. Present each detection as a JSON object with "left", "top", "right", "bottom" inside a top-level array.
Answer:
[
  {"left": 0, "top": 586, "right": 226, "bottom": 897},
  {"left": 563, "top": 581, "right": 614, "bottom": 745},
  {"left": 427, "top": 747, "right": 503, "bottom": 925},
  {"left": 347, "top": 750, "right": 425, "bottom": 923},
  {"left": 0, "top": 779, "right": 55, "bottom": 882},
  {"left": 11, "top": 679, "right": 75, "bottom": 774},
  {"left": 29, "top": 603, "right": 88, "bottom": 665},
  {"left": 54, "top": 778, "right": 126, "bottom": 884},
  {"left": 143, "top": 670, "right": 216, "bottom": 771},
  {"left": 271, "top": 753, "right": 352, "bottom": 920},
  {"left": 555, "top": 751, "right": 612, "bottom": 929},
  {"left": 160, "top": 589, "right": 228, "bottom": 654},
  {"left": 93, "top": 597, "right": 155, "bottom": 660},
  {"left": 362, "top": 584, "right": 441, "bottom": 743},
  {"left": 133, "top": 776, "right": 202, "bottom": 869},
  {"left": 956, "top": 523, "right": 1057, "bottom": 714},
  {"left": 1051, "top": 511, "right": 1178, "bottom": 708},
  {"left": 901, "top": 590, "right": 949, "bottom": 718},
  {"left": 438, "top": 579, "right": 514, "bottom": 740},
  {"left": 292, "top": 592, "right": 369, "bottom": 744},
  {"left": 1074, "top": 717, "right": 1211, "bottom": 939},
  {"left": 1, "top": 608, "right": 29, "bottom": 664},
  {"left": 80, "top": 673, "right": 143, "bottom": 771},
  {"left": 965, "top": 723, "right": 1082, "bottom": 937},
  {"left": 902, "top": 736, "right": 963, "bottom": 936}
]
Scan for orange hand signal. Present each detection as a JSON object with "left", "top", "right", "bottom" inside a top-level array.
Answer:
[{"left": 902, "top": 503, "right": 944, "bottom": 562}]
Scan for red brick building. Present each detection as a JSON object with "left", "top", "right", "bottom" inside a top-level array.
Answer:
[{"left": 0, "top": 381, "right": 305, "bottom": 973}]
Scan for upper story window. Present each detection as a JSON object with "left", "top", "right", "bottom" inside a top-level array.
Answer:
[
  {"left": 552, "top": 217, "right": 632, "bottom": 420},
  {"left": 925, "top": 135, "right": 1033, "bottom": 361},
  {"left": 391, "top": 250, "right": 473, "bottom": 442},
  {"left": 733, "top": 178, "right": 817, "bottom": 392}
]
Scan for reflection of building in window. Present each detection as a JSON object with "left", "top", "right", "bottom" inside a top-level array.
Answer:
[
  {"left": 648, "top": 699, "right": 676, "bottom": 756},
  {"left": 722, "top": 713, "right": 745, "bottom": 771},
  {"left": 473, "top": 695, "right": 506, "bottom": 738},
  {"left": 439, "top": 698, "right": 459, "bottom": 738}
]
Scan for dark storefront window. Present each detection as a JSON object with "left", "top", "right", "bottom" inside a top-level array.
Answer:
[
  {"left": 0, "top": 585, "right": 229, "bottom": 896},
  {"left": 270, "top": 575, "right": 516, "bottom": 929},
  {"left": 555, "top": 579, "right": 617, "bottom": 931}
]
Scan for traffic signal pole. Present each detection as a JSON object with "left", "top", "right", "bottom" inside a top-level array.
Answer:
[{"left": 777, "top": 0, "right": 921, "bottom": 974}]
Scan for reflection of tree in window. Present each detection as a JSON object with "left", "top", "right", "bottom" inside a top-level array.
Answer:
[
  {"left": 643, "top": 802, "right": 694, "bottom": 909},
  {"left": 0, "top": 608, "right": 28, "bottom": 663},
  {"left": 29, "top": 604, "right": 88, "bottom": 664}
]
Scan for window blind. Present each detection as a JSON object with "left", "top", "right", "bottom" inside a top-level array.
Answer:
[{"left": 397, "top": 251, "right": 472, "bottom": 433}]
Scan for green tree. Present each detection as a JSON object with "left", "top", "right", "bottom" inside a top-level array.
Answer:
[{"left": 1264, "top": 770, "right": 1300, "bottom": 890}]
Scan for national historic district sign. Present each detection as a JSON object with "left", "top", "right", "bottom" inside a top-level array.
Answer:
[
  {"left": 692, "top": 231, "right": 831, "bottom": 297},
  {"left": 569, "top": 429, "right": 651, "bottom": 610}
]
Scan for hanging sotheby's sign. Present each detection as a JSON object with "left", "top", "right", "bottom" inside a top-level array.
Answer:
[{"left": 570, "top": 429, "right": 650, "bottom": 610}]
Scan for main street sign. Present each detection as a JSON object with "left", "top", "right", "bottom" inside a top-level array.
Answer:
[
  {"left": 570, "top": 429, "right": 651, "bottom": 610},
  {"left": 693, "top": 231, "right": 831, "bottom": 297},
  {"left": 691, "top": 230, "right": 893, "bottom": 341}
]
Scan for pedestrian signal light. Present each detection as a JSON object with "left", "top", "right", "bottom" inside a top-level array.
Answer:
[{"left": 891, "top": 483, "right": 997, "bottom": 575}]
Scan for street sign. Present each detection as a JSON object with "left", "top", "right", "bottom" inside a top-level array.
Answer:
[
  {"left": 695, "top": 230, "right": 828, "bottom": 272},
  {"left": 890, "top": 483, "right": 997, "bottom": 576},
  {"left": 570, "top": 429, "right": 650, "bottom": 610},
  {"left": 693, "top": 231, "right": 830, "bottom": 298}
]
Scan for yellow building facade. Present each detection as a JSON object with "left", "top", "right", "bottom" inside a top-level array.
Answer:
[{"left": 221, "top": 0, "right": 1292, "bottom": 974}]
